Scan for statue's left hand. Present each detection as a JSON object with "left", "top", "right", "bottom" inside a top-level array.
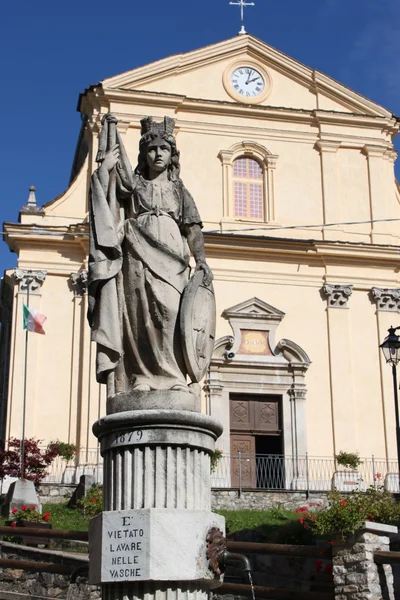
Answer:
[{"left": 195, "top": 260, "right": 213, "bottom": 287}]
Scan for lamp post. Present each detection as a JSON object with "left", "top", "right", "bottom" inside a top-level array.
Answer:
[{"left": 380, "top": 326, "right": 400, "bottom": 488}]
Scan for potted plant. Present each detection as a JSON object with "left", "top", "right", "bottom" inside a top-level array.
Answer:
[
  {"left": 47, "top": 440, "right": 78, "bottom": 484},
  {"left": 332, "top": 451, "right": 363, "bottom": 492},
  {"left": 8, "top": 505, "right": 52, "bottom": 546}
]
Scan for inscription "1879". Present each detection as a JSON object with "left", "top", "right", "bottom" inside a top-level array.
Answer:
[{"left": 114, "top": 430, "right": 144, "bottom": 445}]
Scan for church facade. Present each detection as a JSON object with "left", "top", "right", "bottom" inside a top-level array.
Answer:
[{"left": 2, "top": 34, "right": 400, "bottom": 489}]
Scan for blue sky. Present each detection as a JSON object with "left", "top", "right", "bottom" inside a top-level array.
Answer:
[{"left": 1, "top": 0, "right": 400, "bottom": 274}]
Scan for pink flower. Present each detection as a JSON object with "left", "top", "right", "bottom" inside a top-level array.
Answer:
[
  {"left": 21, "top": 505, "right": 27, "bottom": 511},
  {"left": 375, "top": 472, "right": 382, "bottom": 480},
  {"left": 340, "top": 500, "right": 347, "bottom": 507},
  {"left": 43, "top": 512, "right": 51, "bottom": 522},
  {"left": 299, "top": 517, "right": 304, "bottom": 524},
  {"left": 10, "top": 522, "right": 16, "bottom": 528},
  {"left": 11, "top": 508, "right": 18, "bottom": 514}
]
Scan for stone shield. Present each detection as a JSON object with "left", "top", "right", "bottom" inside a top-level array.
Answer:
[{"left": 180, "top": 270, "right": 216, "bottom": 382}]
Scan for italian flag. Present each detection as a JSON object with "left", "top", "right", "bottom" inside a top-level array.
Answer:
[{"left": 22, "top": 304, "right": 47, "bottom": 334}]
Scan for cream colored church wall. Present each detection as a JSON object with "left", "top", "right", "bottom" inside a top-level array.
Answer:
[{"left": 209, "top": 248, "right": 398, "bottom": 460}]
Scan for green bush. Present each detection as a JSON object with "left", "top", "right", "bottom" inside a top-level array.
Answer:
[
  {"left": 210, "top": 449, "right": 223, "bottom": 473},
  {"left": 81, "top": 486, "right": 103, "bottom": 520}
]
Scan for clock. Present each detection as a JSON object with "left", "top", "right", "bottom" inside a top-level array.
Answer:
[
  {"left": 231, "top": 66, "right": 265, "bottom": 99},
  {"left": 223, "top": 60, "right": 272, "bottom": 104}
]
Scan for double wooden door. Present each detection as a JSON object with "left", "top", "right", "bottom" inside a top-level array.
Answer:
[{"left": 230, "top": 394, "right": 282, "bottom": 488}]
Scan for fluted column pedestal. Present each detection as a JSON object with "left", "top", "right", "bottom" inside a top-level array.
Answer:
[{"left": 89, "top": 408, "right": 224, "bottom": 600}]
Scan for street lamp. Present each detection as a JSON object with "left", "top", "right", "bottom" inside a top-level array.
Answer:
[{"left": 380, "top": 326, "right": 400, "bottom": 487}]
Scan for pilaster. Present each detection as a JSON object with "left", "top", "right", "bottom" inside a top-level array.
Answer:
[
  {"left": 363, "top": 144, "right": 391, "bottom": 244},
  {"left": 316, "top": 140, "right": 341, "bottom": 239},
  {"left": 371, "top": 288, "right": 400, "bottom": 463},
  {"left": 322, "top": 283, "right": 356, "bottom": 453},
  {"left": 8, "top": 269, "right": 47, "bottom": 442}
]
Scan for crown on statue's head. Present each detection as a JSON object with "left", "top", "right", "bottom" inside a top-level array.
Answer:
[{"left": 140, "top": 116, "right": 175, "bottom": 137}]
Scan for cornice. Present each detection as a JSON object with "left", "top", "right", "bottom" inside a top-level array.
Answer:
[
  {"left": 3, "top": 223, "right": 399, "bottom": 271},
  {"left": 99, "top": 88, "right": 398, "bottom": 133},
  {"left": 3, "top": 222, "right": 89, "bottom": 255},
  {"left": 203, "top": 232, "right": 400, "bottom": 267}
]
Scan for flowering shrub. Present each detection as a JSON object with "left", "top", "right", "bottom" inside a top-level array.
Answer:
[
  {"left": 0, "top": 438, "right": 77, "bottom": 485},
  {"left": 81, "top": 486, "right": 103, "bottom": 520},
  {"left": 8, "top": 505, "right": 51, "bottom": 527},
  {"left": 46, "top": 440, "right": 78, "bottom": 462},
  {"left": 299, "top": 487, "right": 400, "bottom": 539}
]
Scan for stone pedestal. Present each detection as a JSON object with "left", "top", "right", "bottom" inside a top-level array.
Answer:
[{"left": 90, "top": 408, "right": 224, "bottom": 600}]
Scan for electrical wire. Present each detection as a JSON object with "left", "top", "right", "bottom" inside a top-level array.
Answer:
[
  {"left": 0, "top": 216, "right": 400, "bottom": 237},
  {"left": 205, "top": 216, "right": 400, "bottom": 234}
]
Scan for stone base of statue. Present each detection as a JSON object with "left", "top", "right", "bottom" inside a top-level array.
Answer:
[
  {"left": 90, "top": 404, "right": 224, "bottom": 600},
  {"left": 107, "top": 388, "right": 201, "bottom": 414}
]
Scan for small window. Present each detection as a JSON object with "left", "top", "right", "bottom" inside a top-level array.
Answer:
[{"left": 233, "top": 158, "right": 263, "bottom": 220}]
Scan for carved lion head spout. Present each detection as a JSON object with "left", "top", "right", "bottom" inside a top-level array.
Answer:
[{"left": 136, "top": 116, "right": 181, "bottom": 180}]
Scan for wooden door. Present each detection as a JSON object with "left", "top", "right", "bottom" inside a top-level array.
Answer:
[
  {"left": 230, "top": 435, "right": 256, "bottom": 488},
  {"left": 253, "top": 400, "right": 280, "bottom": 433}
]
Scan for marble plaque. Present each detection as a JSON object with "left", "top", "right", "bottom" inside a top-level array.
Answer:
[
  {"left": 90, "top": 511, "right": 149, "bottom": 582},
  {"left": 89, "top": 508, "right": 225, "bottom": 585},
  {"left": 239, "top": 329, "right": 271, "bottom": 355}
]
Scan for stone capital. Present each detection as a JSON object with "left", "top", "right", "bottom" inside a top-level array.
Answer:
[
  {"left": 315, "top": 140, "right": 341, "bottom": 154},
  {"left": 371, "top": 287, "right": 400, "bottom": 312},
  {"left": 13, "top": 269, "right": 47, "bottom": 294},
  {"left": 288, "top": 385, "right": 307, "bottom": 401},
  {"left": 265, "top": 154, "right": 279, "bottom": 170},
  {"left": 385, "top": 149, "right": 398, "bottom": 163},
  {"left": 362, "top": 144, "right": 388, "bottom": 158},
  {"left": 322, "top": 283, "right": 353, "bottom": 308},
  {"left": 70, "top": 270, "right": 88, "bottom": 296}
]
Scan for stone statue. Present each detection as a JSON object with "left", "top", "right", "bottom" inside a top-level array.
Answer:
[{"left": 88, "top": 114, "right": 215, "bottom": 408}]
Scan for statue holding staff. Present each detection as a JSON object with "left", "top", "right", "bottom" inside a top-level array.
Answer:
[{"left": 87, "top": 114, "right": 215, "bottom": 405}]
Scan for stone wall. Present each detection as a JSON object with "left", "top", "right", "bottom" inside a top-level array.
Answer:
[
  {"left": 332, "top": 521, "right": 397, "bottom": 600},
  {"left": 38, "top": 484, "right": 330, "bottom": 511},
  {"left": 37, "top": 483, "right": 76, "bottom": 505},
  {"left": 211, "top": 489, "right": 328, "bottom": 511},
  {"left": 0, "top": 542, "right": 99, "bottom": 600}
]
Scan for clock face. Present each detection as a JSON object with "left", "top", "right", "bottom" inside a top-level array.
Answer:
[{"left": 231, "top": 66, "right": 265, "bottom": 98}]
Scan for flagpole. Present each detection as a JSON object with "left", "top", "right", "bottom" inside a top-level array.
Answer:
[{"left": 20, "top": 278, "right": 31, "bottom": 480}]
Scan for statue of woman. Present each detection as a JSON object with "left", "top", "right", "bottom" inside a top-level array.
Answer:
[{"left": 88, "top": 114, "right": 213, "bottom": 399}]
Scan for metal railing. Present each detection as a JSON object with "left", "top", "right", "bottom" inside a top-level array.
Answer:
[
  {"left": 41, "top": 448, "right": 102, "bottom": 485},
  {"left": 41, "top": 451, "right": 400, "bottom": 494},
  {"left": 210, "top": 453, "right": 400, "bottom": 493}
]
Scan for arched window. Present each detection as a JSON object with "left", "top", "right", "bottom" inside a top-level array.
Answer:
[
  {"left": 233, "top": 157, "right": 263, "bottom": 220},
  {"left": 218, "top": 142, "right": 278, "bottom": 224}
]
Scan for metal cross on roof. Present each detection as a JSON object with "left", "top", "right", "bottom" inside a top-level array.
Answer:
[{"left": 229, "top": 0, "right": 255, "bottom": 35}]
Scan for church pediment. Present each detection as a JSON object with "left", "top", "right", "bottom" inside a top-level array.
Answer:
[
  {"left": 101, "top": 34, "right": 391, "bottom": 117},
  {"left": 222, "top": 297, "right": 285, "bottom": 322}
]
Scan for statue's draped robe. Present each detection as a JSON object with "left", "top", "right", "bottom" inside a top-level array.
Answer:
[{"left": 88, "top": 142, "right": 202, "bottom": 393}]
